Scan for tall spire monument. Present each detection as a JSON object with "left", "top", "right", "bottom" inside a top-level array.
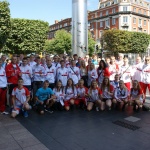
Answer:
[{"left": 72, "top": 0, "right": 88, "bottom": 57}]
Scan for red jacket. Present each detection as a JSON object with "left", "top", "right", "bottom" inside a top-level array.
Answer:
[{"left": 5, "top": 63, "right": 21, "bottom": 84}]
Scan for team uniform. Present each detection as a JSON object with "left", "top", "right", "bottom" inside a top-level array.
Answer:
[
  {"left": 5, "top": 63, "right": 21, "bottom": 94},
  {"left": 52, "top": 62, "right": 61, "bottom": 70},
  {"left": 68, "top": 66, "right": 80, "bottom": 85},
  {"left": 97, "top": 68, "right": 110, "bottom": 87},
  {"left": 119, "top": 65, "right": 132, "bottom": 91},
  {"left": 88, "top": 69, "right": 98, "bottom": 87},
  {"left": 109, "top": 64, "right": 119, "bottom": 81},
  {"left": 110, "top": 81, "right": 119, "bottom": 89},
  {"left": 20, "top": 65, "right": 32, "bottom": 91},
  {"left": 29, "top": 61, "right": 36, "bottom": 68},
  {"left": 130, "top": 88, "right": 143, "bottom": 103},
  {"left": 64, "top": 87, "right": 77, "bottom": 107},
  {"left": 45, "top": 65, "right": 56, "bottom": 89},
  {"left": 114, "top": 87, "right": 128, "bottom": 101},
  {"left": 0, "top": 67, "right": 7, "bottom": 113},
  {"left": 11, "top": 87, "right": 30, "bottom": 115},
  {"left": 57, "top": 67, "right": 68, "bottom": 86},
  {"left": 53, "top": 88, "right": 65, "bottom": 110},
  {"left": 87, "top": 88, "right": 102, "bottom": 102},
  {"left": 75, "top": 86, "right": 88, "bottom": 106}
]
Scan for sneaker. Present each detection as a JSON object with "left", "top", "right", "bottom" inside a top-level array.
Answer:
[
  {"left": 96, "top": 107, "right": 99, "bottom": 112},
  {"left": 45, "top": 108, "right": 53, "bottom": 113},
  {"left": 1, "top": 111, "right": 9, "bottom": 115},
  {"left": 23, "top": 111, "right": 28, "bottom": 118}
]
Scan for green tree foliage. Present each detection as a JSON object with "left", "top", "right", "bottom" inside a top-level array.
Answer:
[
  {"left": 4, "top": 18, "right": 49, "bottom": 54},
  {"left": 44, "top": 39, "right": 55, "bottom": 54},
  {"left": 0, "top": 1, "right": 11, "bottom": 50},
  {"left": 101, "top": 29, "right": 150, "bottom": 53},
  {"left": 88, "top": 31, "right": 96, "bottom": 56},
  {"left": 130, "top": 32, "right": 150, "bottom": 53}
]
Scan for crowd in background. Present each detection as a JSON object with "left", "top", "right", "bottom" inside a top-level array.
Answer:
[{"left": 0, "top": 52, "right": 149, "bottom": 118}]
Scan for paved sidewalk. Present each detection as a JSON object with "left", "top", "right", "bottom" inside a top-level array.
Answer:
[{"left": 0, "top": 114, "right": 48, "bottom": 150}]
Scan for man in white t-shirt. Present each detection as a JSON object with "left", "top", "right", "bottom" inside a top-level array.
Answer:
[{"left": 11, "top": 78, "right": 31, "bottom": 118}]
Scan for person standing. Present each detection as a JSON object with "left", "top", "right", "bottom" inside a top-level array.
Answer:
[
  {"left": 0, "top": 59, "right": 8, "bottom": 114},
  {"left": 5, "top": 56, "right": 21, "bottom": 106}
]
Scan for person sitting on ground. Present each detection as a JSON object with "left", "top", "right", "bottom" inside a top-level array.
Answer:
[
  {"left": 129, "top": 80, "right": 144, "bottom": 111},
  {"left": 53, "top": 81, "right": 65, "bottom": 111},
  {"left": 35, "top": 80, "right": 55, "bottom": 114},
  {"left": 64, "top": 78, "right": 77, "bottom": 111},
  {"left": 87, "top": 80, "right": 101, "bottom": 111},
  {"left": 11, "top": 78, "right": 31, "bottom": 118},
  {"left": 100, "top": 77, "right": 114, "bottom": 111},
  {"left": 75, "top": 79, "right": 88, "bottom": 109},
  {"left": 113, "top": 80, "right": 128, "bottom": 111}
]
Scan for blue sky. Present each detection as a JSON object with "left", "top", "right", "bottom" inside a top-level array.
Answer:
[{"left": 4, "top": 0, "right": 99, "bottom": 25}]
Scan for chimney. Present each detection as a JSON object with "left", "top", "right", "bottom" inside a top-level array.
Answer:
[{"left": 55, "top": 20, "right": 59, "bottom": 24}]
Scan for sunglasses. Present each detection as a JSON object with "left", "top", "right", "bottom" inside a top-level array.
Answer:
[{"left": 145, "top": 59, "right": 149, "bottom": 61}]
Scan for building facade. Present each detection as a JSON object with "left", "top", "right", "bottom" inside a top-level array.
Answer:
[{"left": 48, "top": 0, "right": 150, "bottom": 45}]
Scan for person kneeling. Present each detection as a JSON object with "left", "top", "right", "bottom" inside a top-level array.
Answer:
[
  {"left": 35, "top": 80, "right": 55, "bottom": 114},
  {"left": 130, "top": 80, "right": 144, "bottom": 111},
  {"left": 11, "top": 78, "right": 31, "bottom": 118},
  {"left": 113, "top": 80, "right": 128, "bottom": 111}
]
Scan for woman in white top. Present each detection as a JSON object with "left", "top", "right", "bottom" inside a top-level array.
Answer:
[
  {"left": 80, "top": 60, "right": 88, "bottom": 87},
  {"left": 64, "top": 78, "right": 77, "bottom": 111},
  {"left": 87, "top": 80, "right": 101, "bottom": 111},
  {"left": 130, "top": 80, "right": 143, "bottom": 111},
  {"left": 88, "top": 63, "right": 98, "bottom": 87},
  {"left": 100, "top": 77, "right": 114, "bottom": 111},
  {"left": 53, "top": 81, "right": 65, "bottom": 111},
  {"left": 113, "top": 80, "right": 128, "bottom": 111}
]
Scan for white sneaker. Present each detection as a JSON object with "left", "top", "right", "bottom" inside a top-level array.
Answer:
[
  {"left": 1, "top": 111, "right": 9, "bottom": 115},
  {"left": 96, "top": 107, "right": 99, "bottom": 112}
]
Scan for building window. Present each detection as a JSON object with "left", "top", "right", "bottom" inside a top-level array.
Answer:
[
  {"left": 139, "top": 19, "right": 142, "bottom": 25},
  {"left": 100, "top": 21, "right": 103, "bottom": 27},
  {"left": 105, "top": 19, "right": 110, "bottom": 26},
  {"left": 143, "top": 30, "right": 147, "bottom": 33},
  {"left": 144, "top": 20, "right": 146, "bottom": 26},
  {"left": 144, "top": 11, "right": 146, "bottom": 15},
  {"left": 100, "top": 12, "right": 102, "bottom": 17},
  {"left": 123, "top": 16, "right": 128, "bottom": 23},
  {"left": 64, "top": 23, "right": 67, "bottom": 27},
  {"left": 123, "top": 6, "right": 127, "bottom": 11},
  {"left": 138, "top": 9, "right": 141, "bottom": 14},
  {"left": 60, "top": 25, "right": 62, "bottom": 28},
  {"left": 112, "top": 8, "right": 116, "bottom": 13},
  {"left": 112, "top": 18, "right": 116, "bottom": 25},
  {"left": 106, "top": 10, "right": 109, "bottom": 15},
  {"left": 133, "top": 7, "right": 136, "bottom": 12},
  {"left": 133, "top": 18, "right": 136, "bottom": 24}
]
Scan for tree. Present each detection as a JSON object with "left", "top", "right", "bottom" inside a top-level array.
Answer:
[
  {"left": 53, "top": 30, "right": 72, "bottom": 54},
  {"left": 101, "top": 29, "right": 131, "bottom": 53},
  {"left": 4, "top": 18, "right": 49, "bottom": 54},
  {"left": 101, "top": 29, "right": 150, "bottom": 53},
  {"left": 0, "top": 1, "right": 11, "bottom": 50},
  {"left": 130, "top": 32, "right": 150, "bottom": 53},
  {"left": 44, "top": 39, "right": 55, "bottom": 54},
  {"left": 88, "top": 31, "right": 96, "bottom": 56}
]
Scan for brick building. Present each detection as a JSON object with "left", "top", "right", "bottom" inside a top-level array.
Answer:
[{"left": 48, "top": 0, "right": 150, "bottom": 45}]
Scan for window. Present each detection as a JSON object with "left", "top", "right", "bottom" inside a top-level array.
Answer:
[
  {"left": 133, "top": 18, "right": 136, "bottom": 24},
  {"left": 106, "top": 10, "right": 109, "bottom": 15},
  {"left": 139, "top": 19, "right": 142, "bottom": 25},
  {"left": 144, "top": 20, "right": 146, "bottom": 26},
  {"left": 106, "top": 2, "right": 111, "bottom": 7},
  {"left": 123, "top": 16, "right": 128, "bottom": 23},
  {"left": 100, "top": 12, "right": 102, "bottom": 17},
  {"left": 100, "top": 21, "right": 103, "bottom": 27},
  {"left": 133, "top": 28, "right": 136, "bottom": 31},
  {"left": 133, "top": 7, "right": 136, "bottom": 12},
  {"left": 143, "top": 30, "right": 147, "bottom": 33},
  {"left": 112, "top": 8, "right": 116, "bottom": 13},
  {"left": 64, "top": 23, "right": 67, "bottom": 27},
  {"left": 112, "top": 18, "right": 116, "bottom": 25},
  {"left": 138, "top": 9, "right": 141, "bottom": 14},
  {"left": 144, "top": 11, "right": 147, "bottom": 15},
  {"left": 123, "top": 6, "right": 127, "bottom": 11},
  {"left": 60, "top": 25, "right": 62, "bottom": 28},
  {"left": 105, "top": 19, "right": 110, "bottom": 26}
]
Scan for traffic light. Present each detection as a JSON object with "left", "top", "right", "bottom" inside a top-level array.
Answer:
[{"left": 96, "top": 45, "right": 98, "bottom": 50}]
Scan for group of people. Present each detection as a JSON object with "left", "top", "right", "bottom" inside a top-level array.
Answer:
[{"left": 0, "top": 53, "right": 149, "bottom": 118}]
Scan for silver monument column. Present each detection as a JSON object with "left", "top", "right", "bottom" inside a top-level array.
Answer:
[{"left": 72, "top": 0, "right": 88, "bottom": 57}]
